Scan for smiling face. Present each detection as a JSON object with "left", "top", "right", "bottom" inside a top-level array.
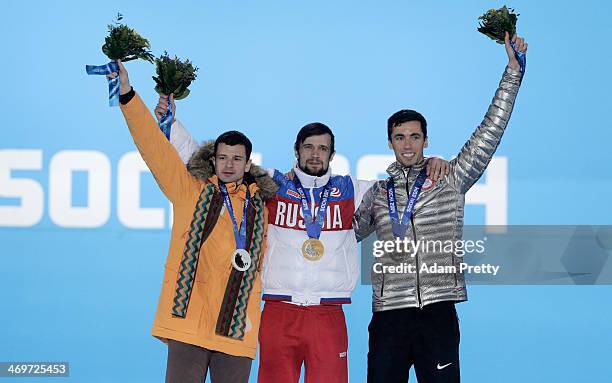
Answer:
[
  {"left": 388, "top": 120, "right": 428, "bottom": 167},
  {"left": 212, "top": 143, "right": 252, "bottom": 184},
  {"left": 296, "top": 133, "right": 335, "bottom": 177}
]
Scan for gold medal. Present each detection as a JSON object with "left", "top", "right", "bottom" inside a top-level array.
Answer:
[{"left": 301, "top": 238, "right": 324, "bottom": 261}]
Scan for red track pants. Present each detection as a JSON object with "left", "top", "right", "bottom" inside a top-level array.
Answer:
[{"left": 257, "top": 301, "right": 349, "bottom": 383}]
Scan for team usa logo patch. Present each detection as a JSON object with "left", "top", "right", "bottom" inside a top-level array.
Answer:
[{"left": 422, "top": 178, "right": 435, "bottom": 191}]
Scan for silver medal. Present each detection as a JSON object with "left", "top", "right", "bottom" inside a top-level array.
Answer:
[{"left": 231, "top": 249, "right": 252, "bottom": 272}]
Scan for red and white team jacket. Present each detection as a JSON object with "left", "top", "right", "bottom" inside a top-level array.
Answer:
[{"left": 262, "top": 165, "right": 373, "bottom": 305}]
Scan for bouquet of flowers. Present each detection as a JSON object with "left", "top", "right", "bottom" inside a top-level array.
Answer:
[
  {"left": 153, "top": 52, "right": 198, "bottom": 100},
  {"left": 153, "top": 52, "right": 198, "bottom": 137},
  {"left": 101, "top": 13, "right": 154, "bottom": 62},
  {"left": 86, "top": 13, "right": 153, "bottom": 106},
  {"left": 477, "top": 6, "right": 519, "bottom": 44},
  {"left": 477, "top": 6, "right": 526, "bottom": 74}
]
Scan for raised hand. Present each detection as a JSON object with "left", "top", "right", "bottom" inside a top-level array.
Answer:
[
  {"left": 505, "top": 31, "right": 528, "bottom": 71},
  {"left": 155, "top": 93, "right": 176, "bottom": 124},
  {"left": 106, "top": 59, "right": 131, "bottom": 95}
]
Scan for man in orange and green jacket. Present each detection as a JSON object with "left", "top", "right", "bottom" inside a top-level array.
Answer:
[{"left": 113, "top": 60, "right": 278, "bottom": 382}]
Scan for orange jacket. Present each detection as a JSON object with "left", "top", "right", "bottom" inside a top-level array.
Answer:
[{"left": 121, "top": 93, "right": 267, "bottom": 359}]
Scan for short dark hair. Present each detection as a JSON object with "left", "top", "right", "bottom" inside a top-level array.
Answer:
[
  {"left": 214, "top": 130, "right": 253, "bottom": 159},
  {"left": 387, "top": 110, "right": 427, "bottom": 140},
  {"left": 294, "top": 122, "right": 335, "bottom": 153}
]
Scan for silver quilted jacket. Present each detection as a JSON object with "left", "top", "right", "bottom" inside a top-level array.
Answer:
[{"left": 355, "top": 65, "right": 523, "bottom": 312}]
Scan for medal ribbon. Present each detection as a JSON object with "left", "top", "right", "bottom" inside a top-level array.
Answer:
[
  {"left": 292, "top": 176, "right": 331, "bottom": 240},
  {"left": 85, "top": 61, "right": 120, "bottom": 107},
  {"left": 386, "top": 167, "right": 428, "bottom": 238},
  {"left": 219, "top": 183, "right": 250, "bottom": 249}
]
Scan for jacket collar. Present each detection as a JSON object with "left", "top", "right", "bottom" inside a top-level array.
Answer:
[
  {"left": 293, "top": 162, "right": 331, "bottom": 188},
  {"left": 208, "top": 175, "right": 255, "bottom": 196},
  {"left": 386, "top": 158, "right": 428, "bottom": 180}
]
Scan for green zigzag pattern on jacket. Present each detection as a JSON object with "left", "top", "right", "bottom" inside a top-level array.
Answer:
[
  {"left": 172, "top": 184, "right": 215, "bottom": 317},
  {"left": 228, "top": 193, "right": 265, "bottom": 339}
]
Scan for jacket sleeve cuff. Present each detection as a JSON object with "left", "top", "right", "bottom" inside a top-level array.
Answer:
[{"left": 119, "top": 87, "right": 135, "bottom": 105}]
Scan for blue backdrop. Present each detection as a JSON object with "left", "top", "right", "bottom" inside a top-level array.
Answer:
[{"left": 2, "top": 1, "right": 611, "bottom": 382}]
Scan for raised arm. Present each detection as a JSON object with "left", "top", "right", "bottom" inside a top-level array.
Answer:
[
  {"left": 154, "top": 94, "right": 201, "bottom": 164},
  {"left": 449, "top": 32, "right": 527, "bottom": 194},
  {"left": 113, "top": 60, "right": 199, "bottom": 203}
]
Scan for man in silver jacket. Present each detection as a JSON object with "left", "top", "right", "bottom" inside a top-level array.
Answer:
[{"left": 354, "top": 32, "right": 528, "bottom": 383}]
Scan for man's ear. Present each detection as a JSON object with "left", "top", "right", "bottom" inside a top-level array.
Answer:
[
  {"left": 388, "top": 140, "right": 393, "bottom": 150},
  {"left": 245, "top": 159, "right": 252, "bottom": 173},
  {"left": 424, "top": 138, "right": 429, "bottom": 149},
  {"left": 329, "top": 151, "right": 335, "bottom": 163},
  {"left": 211, "top": 157, "right": 216, "bottom": 167}
]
